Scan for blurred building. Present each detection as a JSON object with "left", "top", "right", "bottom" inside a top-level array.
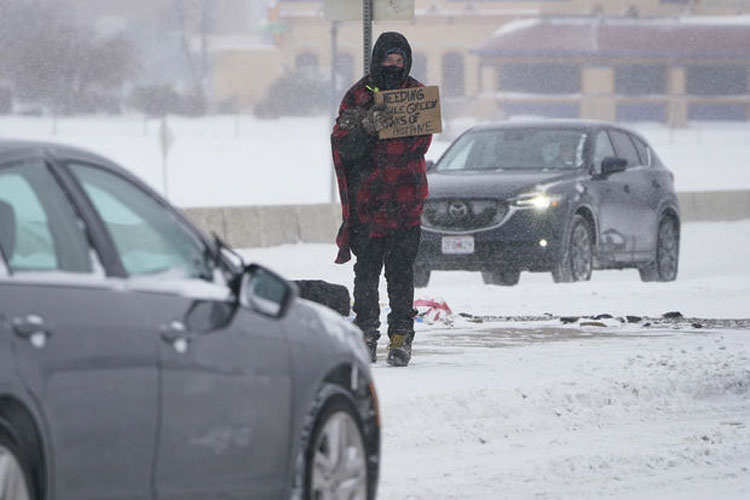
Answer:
[
  {"left": 207, "top": 0, "right": 750, "bottom": 125},
  {"left": 62, "top": 0, "right": 750, "bottom": 124},
  {"left": 477, "top": 16, "right": 750, "bottom": 125}
]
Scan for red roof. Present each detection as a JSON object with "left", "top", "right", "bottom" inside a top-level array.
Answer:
[{"left": 477, "top": 18, "right": 750, "bottom": 60}]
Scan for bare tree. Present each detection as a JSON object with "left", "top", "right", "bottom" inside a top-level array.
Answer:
[{"left": 0, "top": 0, "right": 137, "bottom": 113}]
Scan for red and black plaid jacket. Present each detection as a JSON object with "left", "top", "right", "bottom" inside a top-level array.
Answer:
[{"left": 331, "top": 75, "right": 432, "bottom": 264}]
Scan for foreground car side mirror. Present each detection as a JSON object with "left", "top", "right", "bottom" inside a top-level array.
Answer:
[
  {"left": 600, "top": 156, "right": 628, "bottom": 176},
  {"left": 240, "top": 264, "right": 296, "bottom": 318},
  {"left": 425, "top": 159, "right": 435, "bottom": 171}
]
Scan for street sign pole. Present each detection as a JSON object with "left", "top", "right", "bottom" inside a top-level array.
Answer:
[
  {"left": 159, "top": 116, "right": 174, "bottom": 198},
  {"left": 330, "top": 20, "right": 339, "bottom": 203},
  {"left": 363, "top": 0, "right": 373, "bottom": 76}
]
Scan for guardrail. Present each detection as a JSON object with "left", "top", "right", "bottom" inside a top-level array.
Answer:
[{"left": 182, "top": 190, "right": 750, "bottom": 249}]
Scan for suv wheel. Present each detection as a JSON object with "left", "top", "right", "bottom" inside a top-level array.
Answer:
[
  {"left": 481, "top": 269, "right": 520, "bottom": 286},
  {"left": 639, "top": 216, "right": 679, "bottom": 282},
  {"left": 413, "top": 268, "right": 430, "bottom": 288},
  {"left": 552, "top": 214, "right": 593, "bottom": 283}
]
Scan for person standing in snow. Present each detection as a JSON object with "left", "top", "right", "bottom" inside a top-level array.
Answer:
[{"left": 331, "top": 32, "right": 432, "bottom": 367}]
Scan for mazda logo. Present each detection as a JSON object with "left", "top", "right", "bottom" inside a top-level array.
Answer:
[{"left": 448, "top": 201, "right": 469, "bottom": 218}]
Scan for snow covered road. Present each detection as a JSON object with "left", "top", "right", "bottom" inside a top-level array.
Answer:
[
  {"left": 241, "top": 220, "right": 750, "bottom": 499},
  {"left": 374, "top": 321, "right": 749, "bottom": 499}
]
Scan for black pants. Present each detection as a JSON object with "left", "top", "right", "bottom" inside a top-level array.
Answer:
[{"left": 350, "top": 226, "right": 421, "bottom": 338}]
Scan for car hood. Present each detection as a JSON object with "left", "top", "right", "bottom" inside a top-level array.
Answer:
[
  {"left": 427, "top": 169, "right": 581, "bottom": 199},
  {"left": 289, "top": 298, "right": 371, "bottom": 366}
]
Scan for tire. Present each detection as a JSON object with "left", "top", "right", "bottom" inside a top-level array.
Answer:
[
  {"left": 0, "top": 429, "right": 33, "bottom": 500},
  {"left": 552, "top": 214, "right": 593, "bottom": 283},
  {"left": 413, "top": 268, "right": 430, "bottom": 288},
  {"left": 305, "top": 397, "right": 368, "bottom": 500},
  {"left": 481, "top": 269, "right": 520, "bottom": 286},
  {"left": 639, "top": 216, "right": 679, "bottom": 282}
]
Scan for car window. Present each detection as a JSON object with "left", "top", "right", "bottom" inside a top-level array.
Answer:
[
  {"left": 68, "top": 163, "right": 213, "bottom": 281},
  {"left": 437, "top": 133, "right": 481, "bottom": 171},
  {"left": 0, "top": 159, "right": 93, "bottom": 273},
  {"left": 609, "top": 130, "right": 641, "bottom": 168},
  {"left": 437, "top": 129, "right": 586, "bottom": 171},
  {"left": 592, "top": 130, "right": 616, "bottom": 174},
  {"left": 630, "top": 135, "right": 652, "bottom": 167}
]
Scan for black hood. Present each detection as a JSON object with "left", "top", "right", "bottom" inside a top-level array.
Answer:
[{"left": 370, "top": 31, "right": 412, "bottom": 90}]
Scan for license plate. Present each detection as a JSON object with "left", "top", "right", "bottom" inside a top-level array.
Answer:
[{"left": 441, "top": 236, "right": 475, "bottom": 254}]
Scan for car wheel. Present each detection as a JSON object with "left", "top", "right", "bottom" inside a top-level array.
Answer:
[
  {"left": 481, "top": 269, "right": 520, "bottom": 286},
  {"left": 306, "top": 397, "right": 368, "bottom": 500},
  {"left": 0, "top": 430, "right": 33, "bottom": 500},
  {"left": 639, "top": 216, "right": 679, "bottom": 282},
  {"left": 413, "top": 268, "right": 430, "bottom": 288},
  {"left": 552, "top": 214, "right": 593, "bottom": 283}
]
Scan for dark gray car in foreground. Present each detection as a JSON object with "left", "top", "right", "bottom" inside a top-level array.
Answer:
[
  {"left": 415, "top": 120, "right": 680, "bottom": 286},
  {"left": 0, "top": 140, "right": 379, "bottom": 500}
]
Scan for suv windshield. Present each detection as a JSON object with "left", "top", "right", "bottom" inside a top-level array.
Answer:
[{"left": 436, "top": 128, "right": 587, "bottom": 172}]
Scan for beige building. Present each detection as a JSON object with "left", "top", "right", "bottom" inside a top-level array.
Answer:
[{"left": 206, "top": 1, "right": 750, "bottom": 124}]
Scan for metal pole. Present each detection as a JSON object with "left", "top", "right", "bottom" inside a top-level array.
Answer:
[
  {"left": 330, "top": 20, "right": 339, "bottom": 203},
  {"left": 363, "top": 0, "right": 373, "bottom": 76}
]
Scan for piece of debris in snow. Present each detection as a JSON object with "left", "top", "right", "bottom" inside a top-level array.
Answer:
[
  {"left": 663, "top": 311, "right": 683, "bottom": 319},
  {"left": 560, "top": 316, "right": 580, "bottom": 324},
  {"left": 626, "top": 315, "right": 643, "bottom": 323},
  {"left": 414, "top": 298, "right": 453, "bottom": 325},
  {"left": 580, "top": 321, "right": 608, "bottom": 327},
  {"left": 593, "top": 313, "right": 613, "bottom": 320}
]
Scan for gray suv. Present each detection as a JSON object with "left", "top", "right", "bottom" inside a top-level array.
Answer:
[
  {"left": 0, "top": 140, "right": 378, "bottom": 500},
  {"left": 416, "top": 120, "right": 680, "bottom": 286}
]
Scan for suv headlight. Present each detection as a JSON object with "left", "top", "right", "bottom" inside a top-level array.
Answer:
[{"left": 510, "top": 192, "right": 563, "bottom": 210}]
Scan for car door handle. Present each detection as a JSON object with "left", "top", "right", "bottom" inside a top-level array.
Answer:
[
  {"left": 159, "top": 320, "right": 192, "bottom": 353},
  {"left": 12, "top": 314, "right": 53, "bottom": 348},
  {"left": 623, "top": 185, "right": 631, "bottom": 194},
  {"left": 652, "top": 180, "right": 661, "bottom": 189}
]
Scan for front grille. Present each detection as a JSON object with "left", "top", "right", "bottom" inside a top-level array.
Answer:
[{"left": 422, "top": 198, "right": 508, "bottom": 231}]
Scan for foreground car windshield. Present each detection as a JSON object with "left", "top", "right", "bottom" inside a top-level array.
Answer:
[{"left": 436, "top": 128, "right": 587, "bottom": 172}]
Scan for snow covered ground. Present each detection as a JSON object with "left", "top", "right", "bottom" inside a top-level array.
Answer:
[
  {"left": 240, "top": 220, "right": 750, "bottom": 499},
  {"left": 3, "top": 115, "right": 749, "bottom": 498},
  {"left": 2, "top": 115, "right": 750, "bottom": 209}
]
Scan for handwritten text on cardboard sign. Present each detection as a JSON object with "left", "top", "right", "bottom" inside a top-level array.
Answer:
[{"left": 375, "top": 86, "right": 442, "bottom": 139}]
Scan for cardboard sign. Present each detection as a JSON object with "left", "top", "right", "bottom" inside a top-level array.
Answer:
[{"left": 374, "top": 85, "right": 442, "bottom": 139}]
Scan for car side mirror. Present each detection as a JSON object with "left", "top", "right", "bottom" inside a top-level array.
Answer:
[
  {"left": 425, "top": 159, "right": 435, "bottom": 171},
  {"left": 240, "top": 264, "right": 296, "bottom": 318},
  {"left": 600, "top": 156, "right": 628, "bottom": 176}
]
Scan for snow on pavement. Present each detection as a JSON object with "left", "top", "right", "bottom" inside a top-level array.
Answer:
[
  {"left": 373, "top": 324, "right": 749, "bottom": 499},
  {"left": 241, "top": 220, "right": 750, "bottom": 499}
]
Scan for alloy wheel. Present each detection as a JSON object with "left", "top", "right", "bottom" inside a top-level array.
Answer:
[
  {"left": 569, "top": 221, "right": 593, "bottom": 281},
  {"left": 0, "top": 443, "right": 31, "bottom": 500},
  {"left": 656, "top": 218, "right": 679, "bottom": 280},
  {"left": 310, "top": 410, "right": 367, "bottom": 500}
]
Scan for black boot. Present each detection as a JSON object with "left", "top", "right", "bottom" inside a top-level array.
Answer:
[
  {"left": 386, "top": 333, "right": 413, "bottom": 367},
  {"left": 363, "top": 330, "right": 380, "bottom": 363}
]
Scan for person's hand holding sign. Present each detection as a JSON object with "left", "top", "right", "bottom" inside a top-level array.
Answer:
[{"left": 361, "top": 104, "right": 395, "bottom": 136}]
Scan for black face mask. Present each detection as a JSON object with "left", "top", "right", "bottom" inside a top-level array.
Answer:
[{"left": 380, "top": 66, "right": 403, "bottom": 90}]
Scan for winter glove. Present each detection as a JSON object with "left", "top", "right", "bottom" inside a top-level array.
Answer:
[
  {"left": 361, "top": 104, "right": 394, "bottom": 136},
  {"left": 337, "top": 108, "right": 367, "bottom": 130}
]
